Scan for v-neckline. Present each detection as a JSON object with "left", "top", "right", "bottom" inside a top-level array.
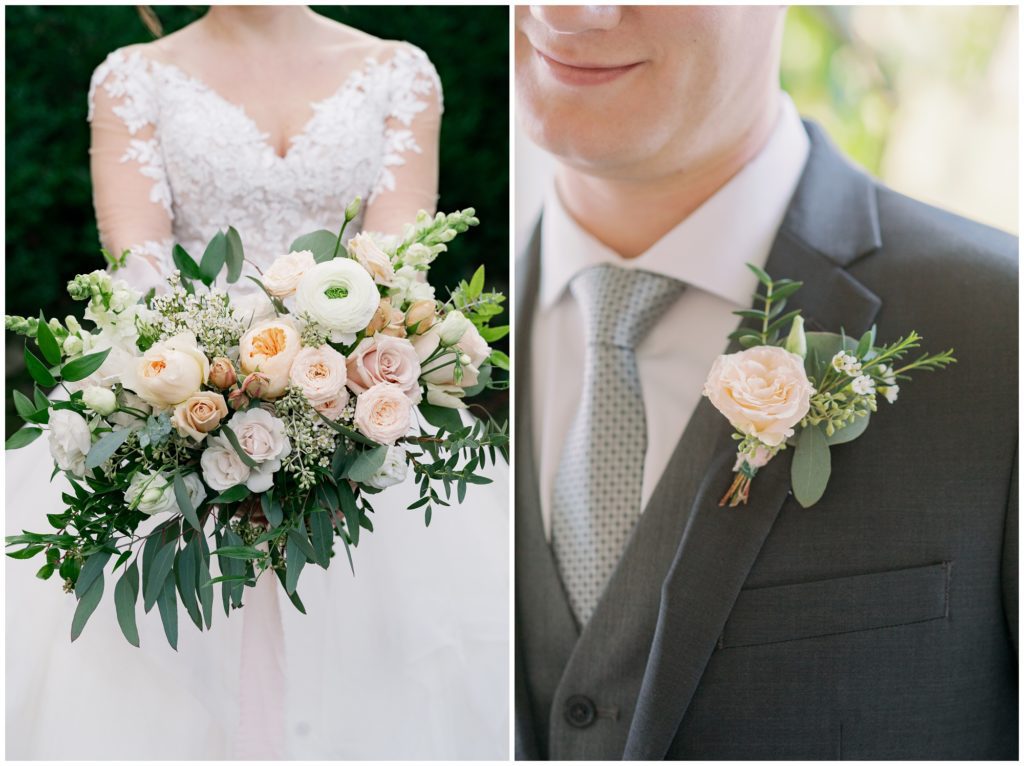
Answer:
[{"left": 142, "top": 54, "right": 380, "bottom": 162}]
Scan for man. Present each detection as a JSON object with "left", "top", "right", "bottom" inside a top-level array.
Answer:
[{"left": 514, "top": 6, "right": 1017, "bottom": 760}]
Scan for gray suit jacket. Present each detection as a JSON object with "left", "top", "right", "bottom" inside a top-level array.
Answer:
[{"left": 515, "top": 121, "right": 1018, "bottom": 760}]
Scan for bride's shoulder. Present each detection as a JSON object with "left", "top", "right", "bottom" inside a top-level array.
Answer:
[{"left": 313, "top": 17, "right": 436, "bottom": 70}]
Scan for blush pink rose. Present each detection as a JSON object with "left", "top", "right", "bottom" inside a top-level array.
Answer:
[
  {"left": 703, "top": 346, "right": 814, "bottom": 447},
  {"left": 353, "top": 382, "right": 412, "bottom": 445},
  {"left": 289, "top": 345, "right": 347, "bottom": 406},
  {"left": 347, "top": 335, "right": 422, "bottom": 404}
]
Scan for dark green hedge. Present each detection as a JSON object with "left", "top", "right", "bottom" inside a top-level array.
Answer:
[{"left": 5, "top": 6, "right": 509, "bottom": 431}]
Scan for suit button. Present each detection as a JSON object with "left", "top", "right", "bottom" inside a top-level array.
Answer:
[{"left": 564, "top": 695, "right": 597, "bottom": 728}]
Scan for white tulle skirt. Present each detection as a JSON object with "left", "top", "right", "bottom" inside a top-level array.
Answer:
[{"left": 5, "top": 432, "right": 509, "bottom": 759}]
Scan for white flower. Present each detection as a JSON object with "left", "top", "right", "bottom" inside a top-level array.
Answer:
[
  {"left": 125, "top": 332, "right": 210, "bottom": 409},
  {"left": 831, "top": 351, "right": 862, "bottom": 376},
  {"left": 82, "top": 386, "right": 117, "bottom": 416},
  {"left": 200, "top": 434, "right": 251, "bottom": 492},
  {"left": 348, "top": 232, "right": 396, "bottom": 286},
  {"left": 224, "top": 408, "right": 291, "bottom": 492},
  {"left": 47, "top": 409, "right": 92, "bottom": 477},
  {"left": 290, "top": 344, "right": 348, "bottom": 406},
  {"left": 851, "top": 375, "right": 876, "bottom": 396},
  {"left": 425, "top": 382, "right": 468, "bottom": 409},
  {"left": 402, "top": 243, "right": 436, "bottom": 267},
  {"left": 124, "top": 471, "right": 206, "bottom": 516},
  {"left": 881, "top": 384, "right": 900, "bottom": 404},
  {"left": 877, "top": 364, "right": 897, "bottom": 385},
  {"left": 364, "top": 445, "right": 409, "bottom": 489},
  {"left": 436, "top": 311, "right": 471, "bottom": 346},
  {"left": 62, "top": 335, "right": 83, "bottom": 356},
  {"left": 387, "top": 265, "right": 436, "bottom": 307},
  {"left": 295, "top": 258, "right": 381, "bottom": 345},
  {"left": 262, "top": 250, "right": 317, "bottom": 298},
  {"left": 232, "top": 291, "right": 277, "bottom": 326},
  {"left": 64, "top": 336, "right": 135, "bottom": 393}
]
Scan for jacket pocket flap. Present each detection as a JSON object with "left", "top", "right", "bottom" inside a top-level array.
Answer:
[{"left": 720, "top": 561, "right": 951, "bottom": 649}]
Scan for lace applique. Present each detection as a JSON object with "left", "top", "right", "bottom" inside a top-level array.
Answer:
[
  {"left": 113, "top": 237, "right": 175, "bottom": 294},
  {"left": 89, "top": 45, "right": 441, "bottom": 289},
  {"left": 373, "top": 45, "right": 444, "bottom": 200},
  {"left": 89, "top": 49, "right": 173, "bottom": 217}
]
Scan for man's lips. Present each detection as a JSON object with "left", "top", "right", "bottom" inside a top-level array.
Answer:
[{"left": 534, "top": 48, "right": 644, "bottom": 86}]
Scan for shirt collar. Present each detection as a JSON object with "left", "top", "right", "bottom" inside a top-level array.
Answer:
[{"left": 539, "top": 92, "right": 810, "bottom": 310}]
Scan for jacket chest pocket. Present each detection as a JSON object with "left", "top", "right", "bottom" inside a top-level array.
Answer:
[{"left": 719, "top": 561, "right": 951, "bottom": 649}]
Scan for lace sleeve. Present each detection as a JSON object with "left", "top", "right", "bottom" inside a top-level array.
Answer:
[
  {"left": 88, "top": 48, "right": 174, "bottom": 293},
  {"left": 363, "top": 44, "right": 443, "bottom": 235}
]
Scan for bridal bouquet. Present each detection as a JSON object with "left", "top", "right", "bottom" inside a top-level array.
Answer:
[
  {"left": 704, "top": 265, "right": 955, "bottom": 508},
  {"left": 5, "top": 199, "right": 508, "bottom": 648}
]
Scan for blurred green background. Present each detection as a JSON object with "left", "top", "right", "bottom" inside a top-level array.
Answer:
[{"left": 5, "top": 5, "right": 509, "bottom": 434}]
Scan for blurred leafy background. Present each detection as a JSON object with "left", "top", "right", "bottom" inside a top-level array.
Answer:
[
  {"left": 516, "top": 5, "right": 1018, "bottom": 244},
  {"left": 5, "top": 5, "right": 509, "bottom": 435}
]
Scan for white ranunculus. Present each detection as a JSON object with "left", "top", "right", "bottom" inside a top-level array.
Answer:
[
  {"left": 387, "top": 265, "right": 436, "bottom": 308},
  {"left": 124, "top": 470, "right": 206, "bottom": 516},
  {"left": 348, "top": 233, "right": 396, "bottom": 286},
  {"left": 224, "top": 408, "right": 291, "bottom": 492},
  {"left": 47, "top": 409, "right": 93, "bottom": 477},
  {"left": 124, "top": 332, "right": 210, "bottom": 409},
  {"left": 200, "top": 434, "right": 251, "bottom": 492},
  {"left": 436, "top": 310, "right": 471, "bottom": 346},
  {"left": 231, "top": 291, "right": 278, "bottom": 326},
  {"left": 262, "top": 250, "right": 317, "bottom": 298},
  {"left": 295, "top": 259, "right": 381, "bottom": 345},
  {"left": 82, "top": 386, "right": 117, "bottom": 416},
  {"left": 238, "top": 317, "right": 302, "bottom": 399},
  {"left": 364, "top": 445, "right": 409, "bottom": 489}
]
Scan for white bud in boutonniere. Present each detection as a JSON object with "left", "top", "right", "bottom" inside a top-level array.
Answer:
[
  {"left": 785, "top": 314, "right": 807, "bottom": 358},
  {"left": 851, "top": 375, "right": 876, "bottom": 396},
  {"left": 437, "top": 311, "right": 471, "bottom": 346}
]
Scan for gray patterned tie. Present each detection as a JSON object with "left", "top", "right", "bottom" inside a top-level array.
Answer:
[{"left": 551, "top": 265, "right": 685, "bottom": 626}]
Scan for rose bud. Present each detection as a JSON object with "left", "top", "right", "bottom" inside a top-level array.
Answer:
[
  {"left": 404, "top": 300, "right": 436, "bottom": 334},
  {"left": 208, "top": 357, "right": 238, "bottom": 390},
  {"left": 366, "top": 298, "right": 394, "bottom": 335},
  {"left": 241, "top": 371, "right": 271, "bottom": 399},
  {"left": 228, "top": 388, "right": 251, "bottom": 411},
  {"left": 381, "top": 306, "right": 407, "bottom": 338}
]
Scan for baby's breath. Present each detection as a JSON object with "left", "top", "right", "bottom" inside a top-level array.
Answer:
[{"left": 149, "top": 274, "right": 245, "bottom": 358}]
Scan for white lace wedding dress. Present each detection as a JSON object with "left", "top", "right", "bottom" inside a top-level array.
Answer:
[{"left": 5, "top": 43, "right": 508, "bottom": 760}]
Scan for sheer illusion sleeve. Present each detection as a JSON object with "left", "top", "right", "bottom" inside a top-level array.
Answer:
[
  {"left": 88, "top": 49, "right": 174, "bottom": 293},
  {"left": 362, "top": 44, "right": 443, "bottom": 235}
]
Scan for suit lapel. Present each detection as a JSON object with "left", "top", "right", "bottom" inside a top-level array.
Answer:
[{"left": 622, "top": 120, "right": 884, "bottom": 760}]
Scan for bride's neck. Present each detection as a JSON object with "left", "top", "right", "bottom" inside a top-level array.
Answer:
[
  {"left": 202, "top": 5, "right": 319, "bottom": 46},
  {"left": 555, "top": 94, "right": 779, "bottom": 259}
]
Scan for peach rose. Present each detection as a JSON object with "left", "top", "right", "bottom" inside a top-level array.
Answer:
[
  {"left": 366, "top": 297, "right": 406, "bottom": 338},
  {"left": 347, "top": 335, "right": 422, "bottom": 404},
  {"left": 289, "top": 345, "right": 347, "bottom": 406},
  {"left": 262, "top": 250, "right": 317, "bottom": 298},
  {"left": 171, "top": 391, "right": 228, "bottom": 442},
  {"left": 348, "top": 232, "right": 395, "bottom": 286},
  {"left": 404, "top": 299, "right": 436, "bottom": 334},
  {"left": 353, "top": 382, "right": 412, "bottom": 445},
  {"left": 208, "top": 357, "right": 237, "bottom": 390},
  {"left": 238, "top": 318, "right": 301, "bottom": 399},
  {"left": 703, "top": 346, "right": 814, "bottom": 447},
  {"left": 314, "top": 391, "right": 350, "bottom": 421}
]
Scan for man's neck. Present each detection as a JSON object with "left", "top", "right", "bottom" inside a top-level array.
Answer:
[{"left": 555, "top": 94, "right": 780, "bottom": 259}]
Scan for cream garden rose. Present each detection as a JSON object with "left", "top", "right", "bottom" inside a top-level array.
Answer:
[
  {"left": 346, "top": 335, "right": 422, "bottom": 403},
  {"left": 289, "top": 345, "right": 347, "bottom": 406},
  {"left": 262, "top": 250, "right": 317, "bottom": 298},
  {"left": 124, "top": 470, "right": 206, "bottom": 516},
  {"left": 353, "top": 382, "right": 413, "bottom": 445},
  {"left": 223, "top": 408, "right": 292, "bottom": 492},
  {"left": 295, "top": 259, "right": 380, "bottom": 345},
  {"left": 200, "top": 434, "right": 251, "bottom": 491},
  {"left": 48, "top": 409, "right": 92, "bottom": 477},
  {"left": 171, "top": 391, "right": 229, "bottom": 442},
  {"left": 238, "top": 318, "right": 301, "bottom": 399},
  {"left": 348, "top": 233, "right": 395, "bottom": 286},
  {"left": 703, "top": 346, "right": 814, "bottom": 447},
  {"left": 127, "top": 332, "right": 210, "bottom": 409}
]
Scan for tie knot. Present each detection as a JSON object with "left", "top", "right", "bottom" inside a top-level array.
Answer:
[{"left": 570, "top": 265, "right": 684, "bottom": 348}]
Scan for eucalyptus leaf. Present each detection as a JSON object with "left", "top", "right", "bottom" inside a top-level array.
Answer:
[
  {"left": 176, "top": 541, "right": 202, "bottom": 630},
  {"left": 70, "top": 573, "right": 104, "bottom": 642},
  {"left": 290, "top": 229, "right": 340, "bottom": 263},
  {"left": 199, "top": 230, "right": 228, "bottom": 285},
  {"left": 173, "top": 474, "right": 201, "bottom": 532},
  {"left": 211, "top": 546, "right": 266, "bottom": 560},
  {"left": 85, "top": 428, "right": 132, "bottom": 469},
  {"left": 221, "top": 425, "right": 259, "bottom": 468},
  {"left": 275, "top": 568, "right": 307, "bottom": 614},
  {"left": 156, "top": 574, "right": 179, "bottom": 650},
  {"left": 143, "top": 542, "right": 176, "bottom": 613},
  {"left": 284, "top": 533, "right": 307, "bottom": 594},
  {"left": 224, "top": 226, "right": 245, "bottom": 283},
  {"left": 309, "top": 509, "right": 333, "bottom": 568},
  {"left": 114, "top": 561, "right": 140, "bottom": 647},
  {"left": 791, "top": 425, "right": 832, "bottom": 508},
  {"left": 210, "top": 484, "right": 251, "bottom": 504},
  {"left": 75, "top": 549, "right": 112, "bottom": 599},
  {"left": 826, "top": 412, "right": 871, "bottom": 446},
  {"left": 347, "top": 445, "right": 389, "bottom": 484},
  {"left": 417, "top": 403, "right": 463, "bottom": 434}
]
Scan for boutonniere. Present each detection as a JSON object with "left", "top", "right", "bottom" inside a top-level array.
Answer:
[{"left": 703, "top": 264, "right": 956, "bottom": 508}]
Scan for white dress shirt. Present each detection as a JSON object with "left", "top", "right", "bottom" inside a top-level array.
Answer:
[{"left": 531, "top": 93, "right": 810, "bottom": 540}]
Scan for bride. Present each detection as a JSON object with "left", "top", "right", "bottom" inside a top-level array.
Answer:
[{"left": 5, "top": 6, "right": 508, "bottom": 760}]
